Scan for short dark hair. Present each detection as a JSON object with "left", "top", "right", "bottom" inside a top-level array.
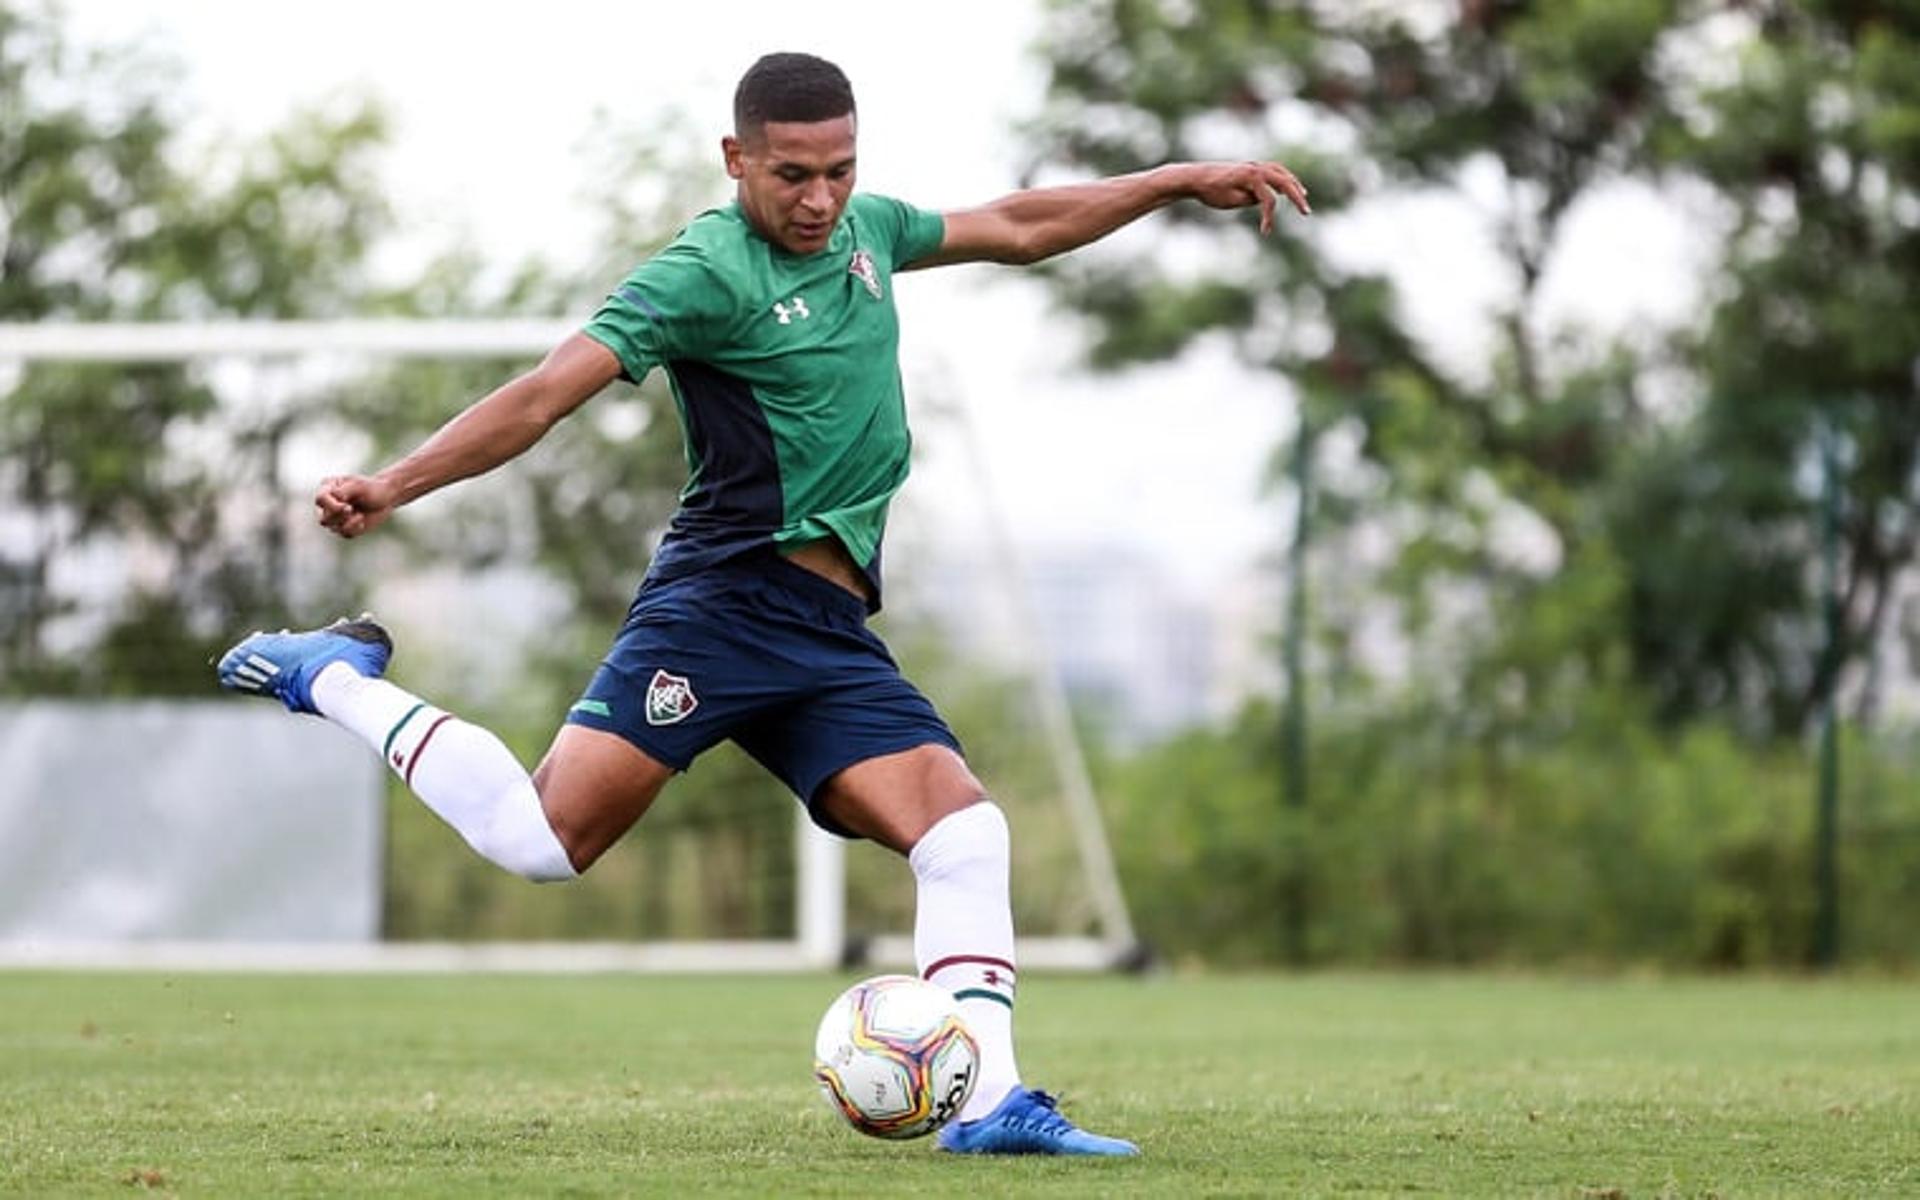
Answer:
[{"left": 733, "top": 52, "right": 856, "bottom": 134}]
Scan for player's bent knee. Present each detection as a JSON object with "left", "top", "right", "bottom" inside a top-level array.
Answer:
[
  {"left": 910, "top": 800, "right": 1009, "bottom": 877},
  {"left": 533, "top": 807, "right": 604, "bottom": 877},
  {"left": 467, "top": 779, "right": 580, "bottom": 883},
  {"left": 530, "top": 727, "right": 673, "bottom": 872}
]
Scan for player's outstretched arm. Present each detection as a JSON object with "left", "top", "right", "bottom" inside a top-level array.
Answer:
[
  {"left": 907, "top": 160, "right": 1309, "bottom": 270},
  {"left": 316, "top": 333, "right": 623, "bottom": 539}
]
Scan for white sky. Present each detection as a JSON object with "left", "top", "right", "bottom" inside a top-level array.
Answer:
[{"left": 64, "top": 0, "right": 1704, "bottom": 598}]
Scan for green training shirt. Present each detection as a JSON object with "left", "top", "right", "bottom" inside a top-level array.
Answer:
[{"left": 581, "top": 193, "right": 946, "bottom": 609}]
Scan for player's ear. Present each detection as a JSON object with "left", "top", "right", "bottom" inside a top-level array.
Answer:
[{"left": 722, "top": 135, "right": 746, "bottom": 180}]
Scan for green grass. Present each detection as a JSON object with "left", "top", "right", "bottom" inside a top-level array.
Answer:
[{"left": 1, "top": 972, "right": 1915, "bottom": 1196}]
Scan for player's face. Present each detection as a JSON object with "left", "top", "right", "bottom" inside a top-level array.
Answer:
[{"left": 724, "top": 114, "right": 857, "bottom": 255}]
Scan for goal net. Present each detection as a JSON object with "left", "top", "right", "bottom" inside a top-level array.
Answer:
[{"left": 0, "top": 320, "right": 1139, "bottom": 972}]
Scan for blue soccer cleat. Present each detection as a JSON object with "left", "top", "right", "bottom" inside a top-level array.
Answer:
[
  {"left": 936, "top": 1086, "right": 1139, "bottom": 1157},
  {"left": 215, "top": 615, "right": 392, "bottom": 714}
]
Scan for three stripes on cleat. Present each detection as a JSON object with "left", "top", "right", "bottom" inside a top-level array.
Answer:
[{"left": 223, "top": 633, "right": 290, "bottom": 694}]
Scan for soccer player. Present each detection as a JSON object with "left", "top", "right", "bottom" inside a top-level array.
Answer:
[{"left": 218, "top": 51, "right": 1307, "bottom": 1156}]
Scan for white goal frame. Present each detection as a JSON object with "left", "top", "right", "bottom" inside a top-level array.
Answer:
[{"left": 0, "top": 319, "right": 1141, "bottom": 973}]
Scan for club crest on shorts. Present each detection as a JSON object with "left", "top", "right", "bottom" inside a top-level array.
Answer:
[
  {"left": 848, "top": 248, "right": 882, "bottom": 300},
  {"left": 645, "top": 669, "right": 699, "bottom": 726}
]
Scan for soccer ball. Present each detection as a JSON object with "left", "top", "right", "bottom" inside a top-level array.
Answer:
[{"left": 812, "top": 974, "right": 979, "bottom": 1140}]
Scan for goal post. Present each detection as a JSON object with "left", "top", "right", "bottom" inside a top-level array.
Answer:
[{"left": 0, "top": 319, "right": 1143, "bottom": 973}]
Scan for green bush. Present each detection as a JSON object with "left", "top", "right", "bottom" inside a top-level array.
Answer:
[{"left": 1105, "top": 705, "right": 1920, "bottom": 969}]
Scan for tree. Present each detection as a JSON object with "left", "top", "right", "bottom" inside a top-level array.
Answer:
[
  {"left": 1628, "top": 1, "right": 1920, "bottom": 731},
  {"left": 0, "top": 2, "right": 391, "bottom": 693},
  {"left": 1023, "top": 0, "right": 1920, "bottom": 739}
]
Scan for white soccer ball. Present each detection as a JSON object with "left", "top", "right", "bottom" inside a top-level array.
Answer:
[{"left": 812, "top": 974, "right": 979, "bottom": 1140}]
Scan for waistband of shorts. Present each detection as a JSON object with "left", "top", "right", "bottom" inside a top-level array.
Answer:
[
  {"left": 670, "top": 548, "right": 870, "bottom": 623},
  {"left": 756, "top": 551, "right": 873, "bottom": 622}
]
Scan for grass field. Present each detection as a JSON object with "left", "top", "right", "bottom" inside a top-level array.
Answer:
[{"left": 1, "top": 971, "right": 1915, "bottom": 1197}]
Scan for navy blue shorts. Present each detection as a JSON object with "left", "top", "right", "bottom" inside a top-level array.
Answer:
[{"left": 563, "top": 553, "right": 963, "bottom": 836}]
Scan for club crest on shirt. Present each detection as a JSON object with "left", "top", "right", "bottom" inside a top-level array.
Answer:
[
  {"left": 645, "top": 669, "right": 699, "bottom": 726},
  {"left": 848, "top": 248, "right": 882, "bottom": 300}
]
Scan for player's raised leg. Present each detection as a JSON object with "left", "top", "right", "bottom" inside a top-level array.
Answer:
[
  {"left": 215, "top": 616, "right": 670, "bottom": 879},
  {"left": 816, "top": 746, "right": 1139, "bottom": 1157}
]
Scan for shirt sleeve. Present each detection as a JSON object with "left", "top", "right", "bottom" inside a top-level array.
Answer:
[
  {"left": 580, "top": 242, "right": 734, "bottom": 382},
  {"left": 855, "top": 193, "right": 947, "bottom": 268}
]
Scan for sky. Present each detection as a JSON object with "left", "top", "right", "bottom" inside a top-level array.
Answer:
[{"left": 62, "top": 0, "right": 1704, "bottom": 600}]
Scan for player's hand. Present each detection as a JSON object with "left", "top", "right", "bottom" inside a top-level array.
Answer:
[
  {"left": 1187, "top": 161, "right": 1311, "bottom": 232},
  {"left": 315, "top": 474, "right": 400, "bottom": 539}
]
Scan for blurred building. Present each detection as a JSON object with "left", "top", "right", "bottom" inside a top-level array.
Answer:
[
  {"left": 1876, "top": 574, "right": 1920, "bottom": 727},
  {"left": 899, "top": 542, "right": 1273, "bottom": 746}
]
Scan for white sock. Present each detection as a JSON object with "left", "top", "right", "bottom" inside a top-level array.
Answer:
[
  {"left": 311, "top": 662, "right": 576, "bottom": 882},
  {"left": 910, "top": 801, "right": 1020, "bottom": 1121}
]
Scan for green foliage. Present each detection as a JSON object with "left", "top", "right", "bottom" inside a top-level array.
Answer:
[
  {"left": 1640, "top": 5, "right": 1920, "bottom": 731},
  {"left": 1106, "top": 705, "right": 1920, "bottom": 968},
  {"left": 1027, "top": 0, "right": 1920, "bottom": 739}
]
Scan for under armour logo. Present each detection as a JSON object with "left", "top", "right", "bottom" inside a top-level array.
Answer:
[{"left": 772, "top": 296, "right": 811, "bottom": 324}]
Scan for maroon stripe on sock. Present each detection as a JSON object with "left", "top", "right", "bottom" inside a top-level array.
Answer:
[
  {"left": 922, "top": 954, "right": 1016, "bottom": 981},
  {"left": 403, "top": 714, "right": 456, "bottom": 788}
]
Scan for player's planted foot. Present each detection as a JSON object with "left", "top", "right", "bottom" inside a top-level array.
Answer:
[
  {"left": 936, "top": 1086, "right": 1139, "bottom": 1157},
  {"left": 215, "top": 616, "right": 393, "bottom": 715}
]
